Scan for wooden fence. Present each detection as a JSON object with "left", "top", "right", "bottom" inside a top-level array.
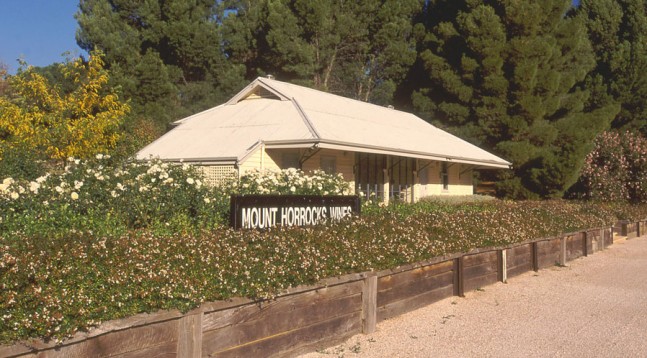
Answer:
[{"left": 2, "top": 221, "right": 644, "bottom": 358}]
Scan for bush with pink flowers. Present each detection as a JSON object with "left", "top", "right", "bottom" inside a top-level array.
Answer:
[{"left": 578, "top": 131, "right": 647, "bottom": 202}]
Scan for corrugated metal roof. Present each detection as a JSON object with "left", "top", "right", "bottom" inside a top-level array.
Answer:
[{"left": 136, "top": 77, "right": 511, "bottom": 168}]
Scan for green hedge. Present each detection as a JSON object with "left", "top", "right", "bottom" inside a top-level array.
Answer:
[{"left": 2, "top": 198, "right": 647, "bottom": 344}]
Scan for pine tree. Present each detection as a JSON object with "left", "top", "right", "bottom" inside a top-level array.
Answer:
[
  {"left": 222, "top": 0, "right": 422, "bottom": 105},
  {"left": 75, "top": 0, "right": 246, "bottom": 129},
  {"left": 579, "top": 0, "right": 647, "bottom": 135},
  {"left": 413, "top": 0, "right": 619, "bottom": 198}
]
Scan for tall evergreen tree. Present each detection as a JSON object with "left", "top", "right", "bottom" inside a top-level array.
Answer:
[
  {"left": 222, "top": 0, "right": 422, "bottom": 105},
  {"left": 579, "top": 0, "right": 647, "bottom": 135},
  {"left": 75, "top": 0, "right": 246, "bottom": 129},
  {"left": 412, "top": 0, "right": 619, "bottom": 198}
]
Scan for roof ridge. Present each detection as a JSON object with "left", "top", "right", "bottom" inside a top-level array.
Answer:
[
  {"left": 260, "top": 77, "right": 406, "bottom": 114},
  {"left": 291, "top": 97, "right": 321, "bottom": 139}
]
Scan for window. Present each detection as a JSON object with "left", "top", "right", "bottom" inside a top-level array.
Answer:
[
  {"left": 441, "top": 162, "right": 449, "bottom": 191},
  {"left": 418, "top": 167, "right": 428, "bottom": 185},
  {"left": 320, "top": 155, "right": 337, "bottom": 174},
  {"left": 281, "top": 152, "right": 300, "bottom": 169}
]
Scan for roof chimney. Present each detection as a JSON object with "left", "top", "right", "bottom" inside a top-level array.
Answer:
[{"left": 266, "top": 74, "right": 275, "bottom": 80}]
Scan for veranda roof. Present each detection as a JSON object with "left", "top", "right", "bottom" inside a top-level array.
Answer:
[{"left": 136, "top": 77, "right": 511, "bottom": 169}]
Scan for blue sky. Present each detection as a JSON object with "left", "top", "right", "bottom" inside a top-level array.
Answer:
[{"left": 0, "top": 1, "right": 85, "bottom": 74}]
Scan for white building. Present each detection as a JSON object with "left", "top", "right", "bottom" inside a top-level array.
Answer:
[{"left": 137, "top": 76, "right": 510, "bottom": 202}]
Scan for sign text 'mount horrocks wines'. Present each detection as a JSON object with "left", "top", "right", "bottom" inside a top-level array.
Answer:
[{"left": 229, "top": 195, "right": 361, "bottom": 229}]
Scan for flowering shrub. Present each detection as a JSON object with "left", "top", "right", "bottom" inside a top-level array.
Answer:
[
  {"left": 229, "top": 168, "right": 352, "bottom": 196},
  {"left": 579, "top": 131, "right": 647, "bottom": 202},
  {"left": 0, "top": 156, "right": 229, "bottom": 238},
  {"left": 2, "top": 196, "right": 646, "bottom": 344}
]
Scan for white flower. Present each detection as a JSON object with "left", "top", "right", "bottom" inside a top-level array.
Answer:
[
  {"left": 74, "top": 180, "right": 84, "bottom": 189},
  {"left": 29, "top": 182, "right": 40, "bottom": 193},
  {"left": 35, "top": 175, "right": 48, "bottom": 184},
  {"left": 2, "top": 178, "right": 14, "bottom": 186},
  {"left": 186, "top": 178, "right": 195, "bottom": 185},
  {"left": 110, "top": 191, "right": 119, "bottom": 198},
  {"left": 96, "top": 154, "right": 104, "bottom": 160},
  {"left": 70, "top": 192, "right": 79, "bottom": 200},
  {"left": 290, "top": 186, "right": 296, "bottom": 193},
  {"left": 55, "top": 186, "right": 64, "bottom": 193},
  {"left": 203, "top": 198, "right": 211, "bottom": 204},
  {"left": 10, "top": 192, "right": 19, "bottom": 200}
]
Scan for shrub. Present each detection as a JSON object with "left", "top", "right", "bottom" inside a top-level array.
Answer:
[
  {"left": 228, "top": 168, "right": 352, "bottom": 196},
  {"left": 2, "top": 198, "right": 646, "bottom": 344},
  {"left": 0, "top": 156, "right": 229, "bottom": 238},
  {"left": 578, "top": 131, "right": 647, "bottom": 202}
]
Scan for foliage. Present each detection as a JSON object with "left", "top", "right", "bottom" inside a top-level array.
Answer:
[
  {"left": 0, "top": 62, "right": 8, "bottom": 96},
  {"left": 579, "top": 0, "right": 647, "bottom": 136},
  {"left": 0, "top": 145, "right": 45, "bottom": 182},
  {"left": 2, "top": 196, "right": 646, "bottom": 343},
  {"left": 577, "top": 131, "right": 647, "bottom": 202},
  {"left": 221, "top": 0, "right": 422, "bottom": 104},
  {"left": 230, "top": 168, "right": 352, "bottom": 196},
  {"left": 0, "top": 51, "right": 129, "bottom": 161},
  {"left": 410, "top": 0, "right": 619, "bottom": 199},
  {"left": 0, "top": 157, "right": 229, "bottom": 238},
  {"left": 75, "top": 0, "right": 247, "bottom": 128}
]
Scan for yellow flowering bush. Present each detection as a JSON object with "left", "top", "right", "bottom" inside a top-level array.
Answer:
[{"left": 0, "top": 51, "right": 129, "bottom": 161}]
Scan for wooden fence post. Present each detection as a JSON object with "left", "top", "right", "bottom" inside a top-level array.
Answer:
[
  {"left": 638, "top": 221, "right": 642, "bottom": 237},
  {"left": 453, "top": 257, "right": 465, "bottom": 297},
  {"left": 362, "top": 273, "right": 377, "bottom": 334},
  {"left": 600, "top": 228, "right": 606, "bottom": 250},
  {"left": 177, "top": 313, "right": 202, "bottom": 358},
  {"left": 559, "top": 237, "right": 567, "bottom": 266},
  {"left": 531, "top": 242, "right": 539, "bottom": 272},
  {"left": 582, "top": 232, "right": 588, "bottom": 257},
  {"left": 497, "top": 249, "right": 507, "bottom": 283}
]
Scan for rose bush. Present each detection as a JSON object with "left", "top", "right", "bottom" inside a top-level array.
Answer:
[
  {"left": 579, "top": 131, "right": 647, "bottom": 202},
  {"left": 2, "top": 158, "right": 647, "bottom": 344}
]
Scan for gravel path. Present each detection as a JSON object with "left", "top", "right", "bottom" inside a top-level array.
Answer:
[{"left": 299, "top": 235, "right": 647, "bottom": 358}]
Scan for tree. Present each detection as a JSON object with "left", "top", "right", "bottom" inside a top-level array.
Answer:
[
  {"left": 579, "top": 0, "right": 647, "bottom": 135},
  {"left": 75, "top": 0, "right": 246, "bottom": 129},
  {"left": 412, "top": 0, "right": 619, "bottom": 198},
  {"left": 0, "top": 62, "right": 8, "bottom": 96},
  {"left": 221, "top": 0, "right": 422, "bottom": 105},
  {"left": 0, "top": 51, "right": 129, "bottom": 161}
]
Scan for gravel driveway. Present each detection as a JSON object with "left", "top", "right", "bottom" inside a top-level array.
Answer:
[{"left": 299, "top": 235, "right": 647, "bottom": 358}]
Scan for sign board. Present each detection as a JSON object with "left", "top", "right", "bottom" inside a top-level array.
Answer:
[{"left": 230, "top": 195, "right": 361, "bottom": 229}]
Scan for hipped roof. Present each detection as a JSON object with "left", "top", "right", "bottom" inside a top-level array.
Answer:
[{"left": 136, "top": 77, "right": 511, "bottom": 169}]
